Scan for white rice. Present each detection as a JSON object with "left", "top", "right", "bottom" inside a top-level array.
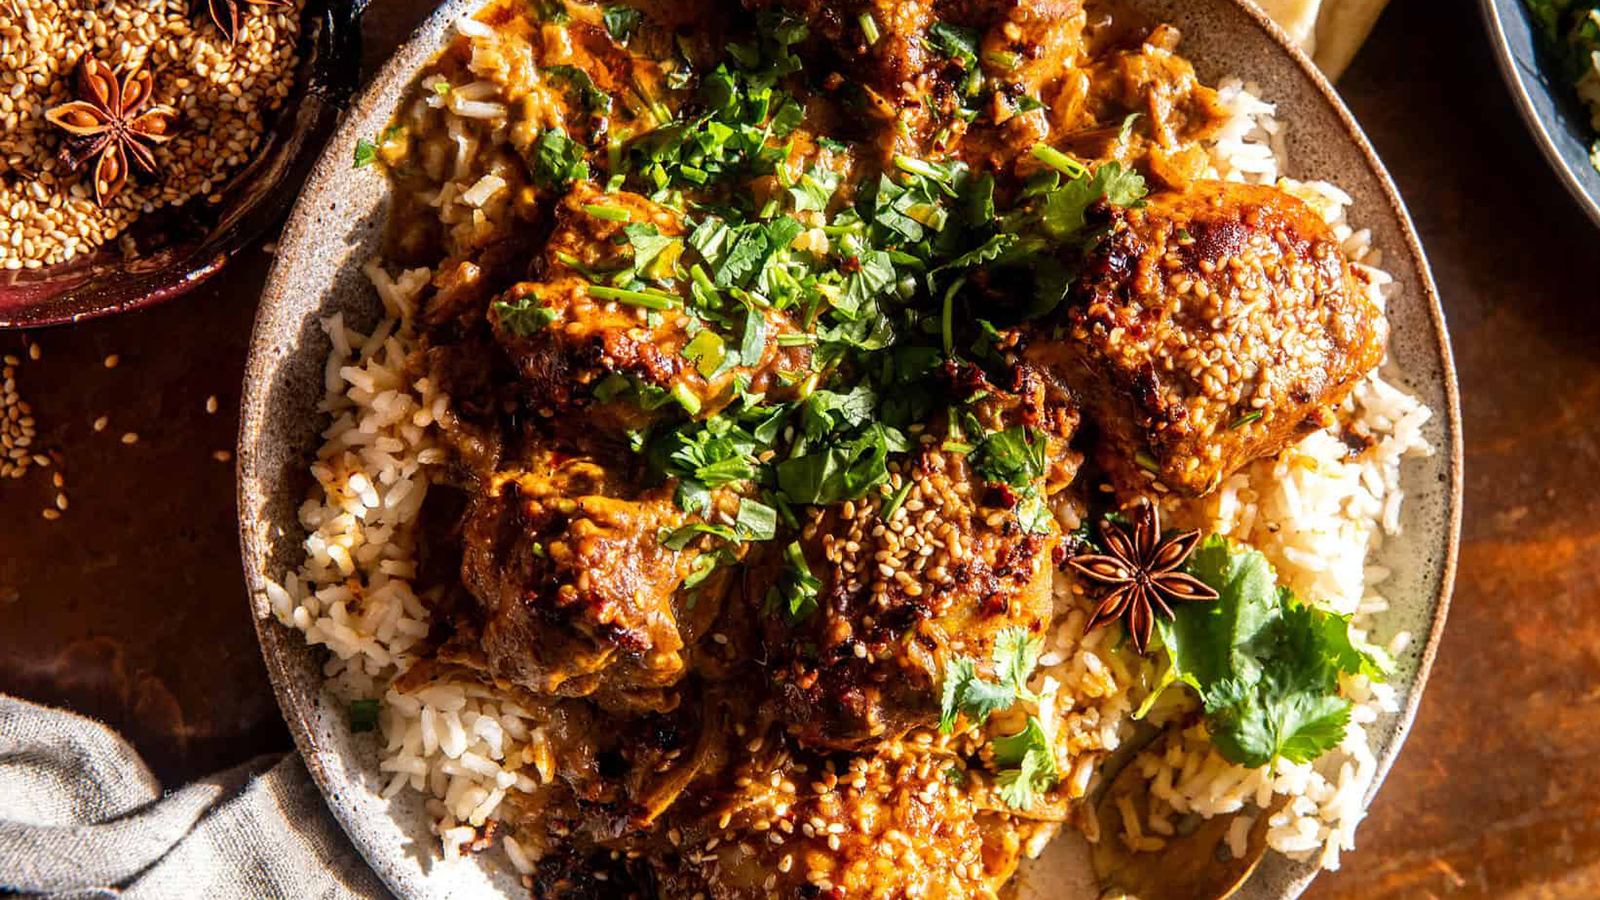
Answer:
[{"left": 259, "top": 63, "right": 1435, "bottom": 881}]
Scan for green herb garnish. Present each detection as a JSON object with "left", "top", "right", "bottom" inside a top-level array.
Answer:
[
  {"left": 349, "top": 698, "right": 380, "bottom": 732},
  {"left": 1139, "top": 536, "right": 1390, "bottom": 768}
]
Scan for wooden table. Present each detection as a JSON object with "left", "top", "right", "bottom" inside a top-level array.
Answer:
[{"left": 4, "top": 1, "right": 1598, "bottom": 897}]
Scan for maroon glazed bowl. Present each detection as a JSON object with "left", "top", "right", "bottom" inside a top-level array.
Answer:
[{"left": 0, "top": 0, "right": 366, "bottom": 329}]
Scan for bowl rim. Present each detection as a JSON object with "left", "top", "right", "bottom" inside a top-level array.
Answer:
[
  {"left": 237, "top": 1, "right": 1464, "bottom": 896},
  {"left": 1479, "top": 0, "right": 1600, "bottom": 230}
]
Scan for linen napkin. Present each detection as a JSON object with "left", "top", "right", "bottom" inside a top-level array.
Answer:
[{"left": 0, "top": 695, "right": 391, "bottom": 899}]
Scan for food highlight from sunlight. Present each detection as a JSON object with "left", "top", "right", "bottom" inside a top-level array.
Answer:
[{"left": 262, "top": 0, "right": 1434, "bottom": 895}]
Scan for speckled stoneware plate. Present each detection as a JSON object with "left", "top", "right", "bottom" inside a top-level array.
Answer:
[
  {"left": 1480, "top": 0, "right": 1600, "bottom": 230},
  {"left": 237, "top": 1, "right": 1463, "bottom": 897}
]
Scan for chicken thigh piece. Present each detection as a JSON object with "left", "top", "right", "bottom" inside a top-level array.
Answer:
[
  {"left": 761, "top": 363, "right": 1081, "bottom": 750},
  {"left": 655, "top": 736, "right": 1033, "bottom": 900},
  {"left": 1024, "top": 179, "right": 1386, "bottom": 496}
]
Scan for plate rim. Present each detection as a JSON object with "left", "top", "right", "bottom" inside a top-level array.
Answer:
[
  {"left": 237, "top": 1, "right": 1464, "bottom": 896},
  {"left": 1479, "top": 0, "right": 1600, "bottom": 230}
]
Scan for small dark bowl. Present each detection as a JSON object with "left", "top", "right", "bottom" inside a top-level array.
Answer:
[
  {"left": 1481, "top": 0, "right": 1600, "bottom": 230},
  {"left": 0, "top": 0, "right": 367, "bottom": 329}
]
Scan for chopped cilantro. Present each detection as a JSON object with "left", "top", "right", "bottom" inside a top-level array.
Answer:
[
  {"left": 531, "top": 130, "right": 590, "bottom": 188},
  {"left": 603, "top": 4, "right": 642, "bottom": 42},
  {"left": 992, "top": 716, "right": 1058, "bottom": 809},
  {"left": 352, "top": 138, "right": 377, "bottom": 169},
  {"left": 349, "top": 698, "right": 380, "bottom": 732},
  {"left": 937, "top": 626, "right": 1043, "bottom": 732},
  {"left": 624, "top": 222, "right": 681, "bottom": 279},
  {"left": 769, "top": 540, "right": 821, "bottom": 623},
  {"left": 734, "top": 498, "right": 778, "bottom": 541},
  {"left": 789, "top": 165, "right": 841, "bottom": 213},
  {"left": 492, "top": 296, "right": 556, "bottom": 335}
]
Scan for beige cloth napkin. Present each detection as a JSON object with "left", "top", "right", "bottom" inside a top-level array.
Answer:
[
  {"left": 1252, "top": 0, "right": 1392, "bottom": 79},
  {"left": 0, "top": 695, "right": 392, "bottom": 899}
]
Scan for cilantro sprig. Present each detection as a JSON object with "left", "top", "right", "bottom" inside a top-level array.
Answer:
[
  {"left": 938, "top": 626, "right": 1043, "bottom": 732},
  {"left": 1138, "top": 535, "right": 1390, "bottom": 769},
  {"left": 937, "top": 628, "right": 1060, "bottom": 809}
]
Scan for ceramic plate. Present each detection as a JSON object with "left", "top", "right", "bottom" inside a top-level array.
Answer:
[
  {"left": 1481, "top": 0, "right": 1600, "bottom": 230},
  {"left": 238, "top": 2, "right": 1462, "bottom": 897}
]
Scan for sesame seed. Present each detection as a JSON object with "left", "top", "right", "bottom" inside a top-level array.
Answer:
[
  {"left": 102, "top": 354, "right": 119, "bottom": 369},
  {"left": 206, "top": 395, "right": 219, "bottom": 414},
  {"left": 121, "top": 432, "right": 139, "bottom": 444},
  {"left": 93, "top": 416, "right": 108, "bottom": 432}
]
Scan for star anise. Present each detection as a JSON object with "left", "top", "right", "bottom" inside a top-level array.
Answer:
[
  {"left": 44, "top": 58, "right": 180, "bottom": 208},
  {"left": 1067, "top": 500, "right": 1219, "bottom": 655},
  {"left": 200, "top": 0, "right": 289, "bottom": 47}
]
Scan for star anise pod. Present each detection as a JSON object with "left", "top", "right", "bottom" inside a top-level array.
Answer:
[
  {"left": 1067, "top": 500, "right": 1219, "bottom": 655},
  {"left": 200, "top": 0, "right": 290, "bottom": 47},
  {"left": 44, "top": 58, "right": 180, "bottom": 208}
]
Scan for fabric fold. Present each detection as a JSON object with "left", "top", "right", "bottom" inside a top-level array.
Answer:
[{"left": 0, "top": 696, "right": 391, "bottom": 900}]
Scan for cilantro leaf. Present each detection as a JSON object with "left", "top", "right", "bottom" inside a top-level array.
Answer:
[
  {"left": 603, "top": 4, "right": 642, "bottom": 42},
  {"left": 789, "top": 165, "right": 841, "bottom": 213},
  {"left": 972, "top": 425, "right": 1047, "bottom": 488},
  {"left": 1095, "top": 160, "right": 1148, "bottom": 208},
  {"left": 1142, "top": 535, "right": 1389, "bottom": 768},
  {"left": 352, "top": 138, "right": 377, "bottom": 169},
  {"left": 492, "top": 296, "right": 556, "bottom": 335},
  {"left": 734, "top": 498, "right": 778, "bottom": 541},
  {"left": 991, "top": 627, "right": 1042, "bottom": 701},
  {"left": 926, "top": 22, "right": 979, "bottom": 67},
  {"left": 938, "top": 626, "right": 1045, "bottom": 732},
  {"left": 544, "top": 65, "right": 613, "bottom": 114},
  {"left": 938, "top": 657, "right": 1017, "bottom": 732},
  {"left": 688, "top": 217, "right": 733, "bottom": 266},
  {"left": 800, "top": 385, "right": 877, "bottom": 439},
  {"left": 992, "top": 716, "right": 1058, "bottom": 810},
  {"left": 739, "top": 307, "right": 767, "bottom": 364},
  {"left": 775, "top": 424, "right": 896, "bottom": 505},
  {"left": 624, "top": 223, "right": 681, "bottom": 279},
  {"left": 531, "top": 130, "right": 590, "bottom": 188}
]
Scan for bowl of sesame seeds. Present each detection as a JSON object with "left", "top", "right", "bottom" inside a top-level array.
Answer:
[{"left": 0, "top": 0, "right": 364, "bottom": 328}]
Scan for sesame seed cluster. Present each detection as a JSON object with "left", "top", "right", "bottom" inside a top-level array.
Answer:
[
  {"left": 673, "top": 734, "right": 1039, "bottom": 899},
  {"left": 1044, "top": 180, "right": 1386, "bottom": 496},
  {"left": 0, "top": 346, "right": 49, "bottom": 481},
  {"left": 0, "top": 0, "right": 303, "bottom": 270}
]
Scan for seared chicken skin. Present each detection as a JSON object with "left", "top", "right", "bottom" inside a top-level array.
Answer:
[
  {"left": 1025, "top": 179, "right": 1386, "bottom": 496},
  {"left": 762, "top": 363, "right": 1080, "bottom": 750},
  {"left": 655, "top": 734, "right": 1033, "bottom": 900},
  {"left": 456, "top": 448, "right": 735, "bottom": 712}
]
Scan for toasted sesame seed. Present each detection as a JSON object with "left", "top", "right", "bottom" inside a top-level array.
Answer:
[
  {"left": 121, "top": 432, "right": 139, "bottom": 444},
  {"left": 206, "top": 395, "right": 219, "bottom": 414},
  {"left": 93, "top": 416, "right": 108, "bottom": 432},
  {"left": 42, "top": 509, "right": 60, "bottom": 520},
  {"left": 102, "top": 354, "right": 119, "bottom": 369}
]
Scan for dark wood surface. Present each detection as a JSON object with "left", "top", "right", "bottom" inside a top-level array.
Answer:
[{"left": 3, "top": 1, "right": 1598, "bottom": 897}]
